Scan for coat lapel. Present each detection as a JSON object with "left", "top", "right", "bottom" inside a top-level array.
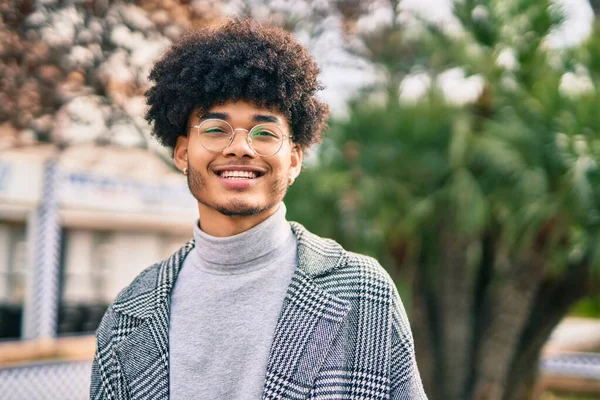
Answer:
[
  {"left": 263, "top": 223, "right": 352, "bottom": 399},
  {"left": 111, "top": 240, "right": 194, "bottom": 400}
]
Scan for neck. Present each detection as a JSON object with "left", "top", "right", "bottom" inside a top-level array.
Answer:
[
  {"left": 197, "top": 203, "right": 280, "bottom": 237},
  {"left": 191, "top": 203, "right": 294, "bottom": 272}
]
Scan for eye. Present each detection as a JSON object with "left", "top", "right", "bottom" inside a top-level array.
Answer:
[
  {"left": 254, "top": 129, "right": 276, "bottom": 137},
  {"left": 251, "top": 126, "right": 281, "bottom": 140},
  {"left": 203, "top": 127, "right": 229, "bottom": 135}
]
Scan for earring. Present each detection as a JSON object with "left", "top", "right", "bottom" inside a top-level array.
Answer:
[
  {"left": 183, "top": 168, "right": 188, "bottom": 176},
  {"left": 288, "top": 176, "right": 294, "bottom": 186}
]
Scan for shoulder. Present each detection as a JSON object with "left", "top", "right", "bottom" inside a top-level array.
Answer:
[
  {"left": 291, "top": 221, "right": 393, "bottom": 286},
  {"left": 95, "top": 261, "right": 162, "bottom": 333},
  {"left": 344, "top": 250, "right": 392, "bottom": 281},
  {"left": 305, "top": 240, "right": 396, "bottom": 300},
  {"left": 112, "top": 261, "right": 163, "bottom": 304},
  {"left": 332, "top": 250, "right": 398, "bottom": 297},
  {"left": 112, "top": 238, "right": 195, "bottom": 304}
]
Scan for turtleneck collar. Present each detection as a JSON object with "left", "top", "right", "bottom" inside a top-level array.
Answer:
[{"left": 191, "top": 203, "right": 295, "bottom": 275}]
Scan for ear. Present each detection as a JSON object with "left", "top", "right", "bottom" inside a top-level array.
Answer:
[
  {"left": 289, "top": 144, "right": 303, "bottom": 181},
  {"left": 174, "top": 135, "right": 189, "bottom": 172}
]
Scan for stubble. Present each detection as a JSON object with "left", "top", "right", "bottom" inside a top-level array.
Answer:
[{"left": 186, "top": 163, "right": 288, "bottom": 217}]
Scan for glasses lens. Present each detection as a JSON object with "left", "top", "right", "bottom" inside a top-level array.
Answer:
[
  {"left": 249, "top": 124, "right": 283, "bottom": 156},
  {"left": 197, "top": 119, "right": 233, "bottom": 152}
]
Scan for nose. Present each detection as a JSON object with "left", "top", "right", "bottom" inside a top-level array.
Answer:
[{"left": 222, "top": 128, "right": 258, "bottom": 158}]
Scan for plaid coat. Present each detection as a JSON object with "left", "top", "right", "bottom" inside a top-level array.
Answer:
[{"left": 91, "top": 222, "right": 427, "bottom": 400}]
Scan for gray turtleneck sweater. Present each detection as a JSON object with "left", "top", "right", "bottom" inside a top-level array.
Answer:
[{"left": 169, "top": 204, "right": 298, "bottom": 400}]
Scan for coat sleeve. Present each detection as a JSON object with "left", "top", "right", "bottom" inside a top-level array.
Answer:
[
  {"left": 90, "top": 305, "right": 118, "bottom": 400},
  {"left": 389, "top": 288, "right": 428, "bottom": 400}
]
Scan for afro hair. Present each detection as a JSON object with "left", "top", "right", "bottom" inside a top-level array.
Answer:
[{"left": 145, "top": 19, "right": 330, "bottom": 152}]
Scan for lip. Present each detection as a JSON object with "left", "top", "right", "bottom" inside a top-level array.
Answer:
[
  {"left": 212, "top": 165, "right": 267, "bottom": 174},
  {"left": 216, "top": 174, "right": 258, "bottom": 189}
]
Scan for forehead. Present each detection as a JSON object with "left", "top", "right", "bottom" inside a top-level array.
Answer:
[{"left": 189, "top": 100, "right": 289, "bottom": 127}]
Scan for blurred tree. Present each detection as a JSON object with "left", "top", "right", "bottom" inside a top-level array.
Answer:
[
  {"left": 287, "top": 1, "right": 600, "bottom": 399},
  {"left": 0, "top": 0, "right": 219, "bottom": 156},
  {"left": 590, "top": 0, "right": 600, "bottom": 15}
]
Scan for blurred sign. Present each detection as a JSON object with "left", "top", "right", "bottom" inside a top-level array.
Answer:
[
  {"left": 56, "top": 170, "right": 196, "bottom": 215},
  {"left": 0, "top": 151, "right": 196, "bottom": 219}
]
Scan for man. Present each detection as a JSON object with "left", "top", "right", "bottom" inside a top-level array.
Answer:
[{"left": 91, "top": 19, "right": 426, "bottom": 400}]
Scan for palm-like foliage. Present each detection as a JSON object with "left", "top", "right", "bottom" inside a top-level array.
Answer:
[{"left": 287, "top": 1, "right": 600, "bottom": 399}]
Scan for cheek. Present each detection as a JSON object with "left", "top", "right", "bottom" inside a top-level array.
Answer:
[
  {"left": 267, "top": 161, "right": 289, "bottom": 181},
  {"left": 187, "top": 147, "right": 211, "bottom": 169},
  {"left": 186, "top": 135, "right": 203, "bottom": 158},
  {"left": 268, "top": 152, "right": 294, "bottom": 174},
  {"left": 186, "top": 144, "right": 199, "bottom": 161}
]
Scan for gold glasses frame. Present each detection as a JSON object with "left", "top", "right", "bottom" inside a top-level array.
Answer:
[{"left": 191, "top": 118, "right": 292, "bottom": 157}]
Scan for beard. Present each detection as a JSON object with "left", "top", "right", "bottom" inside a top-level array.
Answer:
[{"left": 186, "top": 163, "right": 288, "bottom": 217}]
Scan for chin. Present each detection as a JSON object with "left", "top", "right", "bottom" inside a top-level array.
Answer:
[
  {"left": 217, "top": 208, "right": 263, "bottom": 217},
  {"left": 214, "top": 199, "right": 268, "bottom": 217}
]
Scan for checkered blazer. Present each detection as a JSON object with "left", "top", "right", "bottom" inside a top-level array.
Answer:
[{"left": 91, "top": 222, "right": 427, "bottom": 399}]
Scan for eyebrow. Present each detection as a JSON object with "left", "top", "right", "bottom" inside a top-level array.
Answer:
[
  {"left": 252, "top": 114, "right": 280, "bottom": 124},
  {"left": 197, "top": 111, "right": 281, "bottom": 125},
  {"left": 199, "top": 111, "right": 228, "bottom": 120}
]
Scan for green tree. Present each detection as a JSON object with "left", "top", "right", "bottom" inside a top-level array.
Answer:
[{"left": 287, "top": 1, "right": 600, "bottom": 399}]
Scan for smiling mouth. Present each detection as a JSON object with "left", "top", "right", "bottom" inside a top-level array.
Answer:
[{"left": 216, "top": 170, "right": 264, "bottom": 180}]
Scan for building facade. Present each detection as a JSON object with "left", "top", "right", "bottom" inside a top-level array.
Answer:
[{"left": 0, "top": 144, "right": 195, "bottom": 341}]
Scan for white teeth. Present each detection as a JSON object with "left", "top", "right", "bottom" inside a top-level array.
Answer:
[{"left": 219, "top": 170, "right": 258, "bottom": 179}]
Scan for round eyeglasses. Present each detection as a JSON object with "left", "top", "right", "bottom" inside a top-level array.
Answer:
[{"left": 191, "top": 119, "right": 291, "bottom": 157}]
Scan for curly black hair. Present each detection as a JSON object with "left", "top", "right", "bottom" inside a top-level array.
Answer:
[{"left": 145, "top": 19, "right": 330, "bottom": 151}]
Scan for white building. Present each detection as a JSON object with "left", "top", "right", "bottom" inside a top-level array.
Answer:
[{"left": 0, "top": 144, "right": 195, "bottom": 340}]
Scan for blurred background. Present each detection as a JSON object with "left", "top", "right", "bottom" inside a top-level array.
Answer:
[{"left": 1, "top": 0, "right": 600, "bottom": 399}]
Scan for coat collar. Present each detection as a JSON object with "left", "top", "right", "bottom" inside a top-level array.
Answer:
[
  {"left": 112, "top": 222, "right": 346, "bottom": 319},
  {"left": 111, "top": 221, "right": 352, "bottom": 399}
]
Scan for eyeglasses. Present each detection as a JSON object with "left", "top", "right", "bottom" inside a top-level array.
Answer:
[{"left": 191, "top": 119, "right": 291, "bottom": 157}]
